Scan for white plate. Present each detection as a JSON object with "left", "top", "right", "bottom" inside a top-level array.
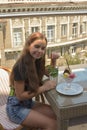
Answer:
[{"left": 56, "top": 83, "right": 83, "bottom": 96}]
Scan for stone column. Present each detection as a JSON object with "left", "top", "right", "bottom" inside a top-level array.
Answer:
[{"left": 0, "top": 21, "right": 7, "bottom": 66}]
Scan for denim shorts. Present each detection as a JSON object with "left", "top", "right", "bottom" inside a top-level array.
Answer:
[{"left": 6, "top": 96, "right": 35, "bottom": 124}]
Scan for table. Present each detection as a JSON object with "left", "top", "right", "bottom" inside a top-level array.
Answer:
[{"left": 45, "top": 68, "right": 87, "bottom": 130}]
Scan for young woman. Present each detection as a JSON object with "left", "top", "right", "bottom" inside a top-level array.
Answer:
[{"left": 6, "top": 32, "right": 59, "bottom": 130}]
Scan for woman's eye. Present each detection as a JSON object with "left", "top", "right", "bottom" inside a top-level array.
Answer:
[
  {"left": 41, "top": 47, "right": 46, "bottom": 50},
  {"left": 34, "top": 45, "right": 46, "bottom": 50},
  {"left": 35, "top": 45, "right": 40, "bottom": 48}
]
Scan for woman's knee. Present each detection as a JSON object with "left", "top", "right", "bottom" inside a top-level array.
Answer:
[
  {"left": 45, "top": 118, "right": 57, "bottom": 130},
  {"left": 21, "top": 109, "right": 57, "bottom": 130},
  {"left": 51, "top": 120, "right": 57, "bottom": 129}
]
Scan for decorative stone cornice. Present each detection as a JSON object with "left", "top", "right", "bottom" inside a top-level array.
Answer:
[{"left": 0, "top": 2, "right": 87, "bottom": 18}]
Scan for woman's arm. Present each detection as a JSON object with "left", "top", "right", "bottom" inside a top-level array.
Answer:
[
  {"left": 14, "top": 81, "right": 36, "bottom": 101},
  {"left": 36, "top": 80, "right": 57, "bottom": 94},
  {"left": 14, "top": 79, "right": 56, "bottom": 101}
]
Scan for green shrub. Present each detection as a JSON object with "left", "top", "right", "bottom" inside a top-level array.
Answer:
[{"left": 64, "top": 53, "right": 81, "bottom": 65}]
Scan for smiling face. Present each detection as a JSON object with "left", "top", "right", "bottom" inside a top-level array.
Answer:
[{"left": 29, "top": 39, "right": 47, "bottom": 59}]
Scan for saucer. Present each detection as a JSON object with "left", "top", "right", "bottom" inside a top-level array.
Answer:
[{"left": 56, "top": 83, "right": 83, "bottom": 96}]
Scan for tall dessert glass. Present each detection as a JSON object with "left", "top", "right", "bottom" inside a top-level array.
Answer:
[{"left": 63, "top": 73, "right": 76, "bottom": 90}]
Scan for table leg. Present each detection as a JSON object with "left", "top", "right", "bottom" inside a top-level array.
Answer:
[{"left": 57, "top": 117, "right": 69, "bottom": 130}]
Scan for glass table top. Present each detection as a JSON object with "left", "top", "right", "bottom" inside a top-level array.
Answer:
[{"left": 55, "top": 68, "right": 87, "bottom": 107}]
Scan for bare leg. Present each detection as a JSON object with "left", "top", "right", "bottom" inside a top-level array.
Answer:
[
  {"left": 21, "top": 102, "right": 57, "bottom": 130},
  {"left": 32, "top": 102, "right": 56, "bottom": 119}
]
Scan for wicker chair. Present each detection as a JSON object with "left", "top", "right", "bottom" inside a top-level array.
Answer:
[
  {"left": 0, "top": 67, "right": 23, "bottom": 130},
  {"left": 0, "top": 66, "right": 45, "bottom": 130}
]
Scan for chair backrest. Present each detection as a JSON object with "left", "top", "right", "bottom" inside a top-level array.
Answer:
[{"left": 0, "top": 68, "right": 10, "bottom": 106}]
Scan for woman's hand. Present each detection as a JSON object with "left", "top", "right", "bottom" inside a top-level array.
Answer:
[
  {"left": 51, "top": 52, "right": 60, "bottom": 59},
  {"left": 51, "top": 52, "right": 60, "bottom": 67},
  {"left": 43, "top": 80, "right": 57, "bottom": 92}
]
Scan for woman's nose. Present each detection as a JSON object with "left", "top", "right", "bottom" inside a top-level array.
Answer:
[{"left": 38, "top": 48, "right": 43, "bottom": 52}]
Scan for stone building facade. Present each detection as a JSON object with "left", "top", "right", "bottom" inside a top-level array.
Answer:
[{"left": 0, "top": 1, "right": 87, "bottom": 68}]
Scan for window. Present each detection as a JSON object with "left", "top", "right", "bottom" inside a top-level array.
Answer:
[
  {"left": 13, "top": 28, "right": 22, "bottom": 47},
  {"left": 72, "top": 23, "right": 78, "bottom": 37},
  {"left": 31, "top": 26, "right": 39, "bottom": 33},
  {"left": 61, "top": 24, "right": 67, "bottom": 37},
  {"left": 82, "top": 22, "right": 86, "bottom": 33},
  {"left": 47, "top": 25, "right": 55, "bottom": 42},
  {"left": 70, "top": 46, "right": 76, "bottom": 53},
  {"left": 80, "top": 22, "right": 86, "bottom": 34}
]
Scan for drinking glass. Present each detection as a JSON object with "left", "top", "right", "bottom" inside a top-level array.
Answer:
[{"left": 49, "top": 67, "right": 58, "bottom": 84}]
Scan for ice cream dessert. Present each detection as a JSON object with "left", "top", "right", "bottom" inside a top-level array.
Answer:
[{"left": 63, "top": 68, "right": 76, "bottom": 79}]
